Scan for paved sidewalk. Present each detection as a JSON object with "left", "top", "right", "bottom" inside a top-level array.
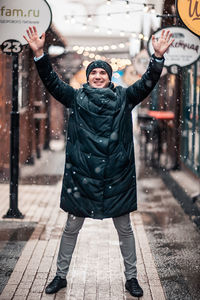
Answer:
[{"left": 0, "top": 182, "right": 165, "bottom": 300}]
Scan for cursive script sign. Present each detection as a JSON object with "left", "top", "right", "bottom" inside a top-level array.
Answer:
[
  {"left": 147, "top": 26, "right": 200, "bottom": 68},
  {"left": 176, "top": 0, "right": 200, "bottom": 36}
]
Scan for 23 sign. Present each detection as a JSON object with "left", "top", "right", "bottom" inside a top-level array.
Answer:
[{"left": 1, "top": 39, "right": 23, "bottom": 54}]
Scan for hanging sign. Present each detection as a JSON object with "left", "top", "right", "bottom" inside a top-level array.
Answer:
[
  {"left": 0, "top": 0, "right": 52, "bottom": 52},
  {"left": 176, "top": 0, "right": 200, "bottom": 37},
  {"left": 147, "top": 26, "right": 200, "bottom": 70}
]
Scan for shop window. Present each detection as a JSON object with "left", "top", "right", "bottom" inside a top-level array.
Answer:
[
  {"left": 182, "top": 60, "right": 200, "bottom": 177},
  {"left": 18, "top": 52, "right": 29, "bottom": 109}
]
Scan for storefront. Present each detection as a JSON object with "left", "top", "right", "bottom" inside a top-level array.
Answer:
[
  {"left": 181, "top": 59, "right": 200, "bottom": 177},
  {"left": 0, "top": 26, "right": 68, "bottom": 180}
]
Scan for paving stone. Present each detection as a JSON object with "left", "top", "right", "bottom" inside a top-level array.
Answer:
[
  {"left": 14, "top": 288, "right": 30, "bottom": 297},
  {"left": 83, "top": 294, "right": 97, "bottom": 300},
  {"left": 0, "top": 284, "right": 18, "bottom": 300},
  {"left": 41, "top": 292, "right": 55, "bottom": 300},
  {"left": 150, "top": 285, "right": 166, "bottom": 300},
  {"left": 35, "top": 273, "right": 48, "bottom": 280},
  {"left": 13, "top": 296, "right": 27, "bottom": 300},
  {"left": 18, "top": 281, "right": 32, "bottom": 290},
  {"left": 21, "top": 274, "right": 35, "bottom": 282},
  {"left": 84, "top": 283, "right": 97, "bottom": 294},
  {"left": 30, "top": 284, "right": 45, "bottom": 294},
  {"left": 27, "top": 292, "right": 42, "bottom": 300}
]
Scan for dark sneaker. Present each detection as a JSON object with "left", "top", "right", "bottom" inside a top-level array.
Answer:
[
  {"left": 45, "top": 275, "right": 67, "bottom": 294},
  {"left": 125, "top": 277, "right": 143, "bottom": 297}
]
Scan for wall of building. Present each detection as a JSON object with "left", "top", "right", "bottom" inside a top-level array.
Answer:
[
  {"left": 0, "top": 54, "right": 12, "bottom": 177},
  {"left": 0, "top": 26, "right": 72, "bottom": 181},
  {"left": 0, "top": 47, "right": 52, "bottom": 180}
]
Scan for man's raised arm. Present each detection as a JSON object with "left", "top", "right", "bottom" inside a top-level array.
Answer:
[
  {"left": 23, "top": 26, "right": 75, "bottom": 108},
  {"left": 126, "top": 29, "right": 174, "bottom": 108}
]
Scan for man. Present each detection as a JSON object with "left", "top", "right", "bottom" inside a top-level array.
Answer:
[{"left": 24, "top": 26, "right": 173, "bottom": 297}]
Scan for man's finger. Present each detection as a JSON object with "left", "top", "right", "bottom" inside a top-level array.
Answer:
[
  {"left": 29, "top": 26, "right": 34, "bottom": 35},
  {"left": 26, "top": 29, "right": 31, "bottom": 39},
  {"left": 165, "top": 30, "right": 170, "bottom": 39},
  {"left": 161, "top": 29, "right": 165, "bottom": 39},
  {"left": 165, "top": 38, "right": 175, "bottom": 52},
  {"left": 41, "top": 32, "right": 45, "bottom": 41},
  {"left": 168, "top": 38, "right": 175, "bottom": 46},
  {"left": 33, "top": 26, "right": 37, "bottom": 34},
  {"left": 166, "top": 33, "right": 172, "bottom": 43},
  {"left": 23, "top": 35, "right": 29, "bottom": 43}
]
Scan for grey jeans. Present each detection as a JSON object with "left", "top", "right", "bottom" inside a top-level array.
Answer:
[{"left": 56, "top": 213, "right": 137, "bottom": 280}]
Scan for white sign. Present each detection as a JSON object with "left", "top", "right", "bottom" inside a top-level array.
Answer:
[
  {"left": 148, "top": 26, "right": 200, "bottom": 67},
  {"left": 0, "top": 0, "right": 52, "bottom": 46}
]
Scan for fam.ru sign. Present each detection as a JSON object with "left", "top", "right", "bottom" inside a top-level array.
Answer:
[
  {"left": 0, "top": 0, "right": 52, "bottom": 53},
  {"left": 176, "top": 0, "right": 200, "bottom": 36}
]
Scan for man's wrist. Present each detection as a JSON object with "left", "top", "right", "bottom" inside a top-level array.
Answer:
[
  {"left": 153, "top": 52, "right": 164, "bottom": 60},
  {"left": 35, "top": 50, "right": 44, "bottom": 58},
  {"left": 34, "top": 53, "right": 45, "bottom": 61}
]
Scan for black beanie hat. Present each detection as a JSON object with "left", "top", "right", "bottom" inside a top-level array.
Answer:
[{"left": 86, "top": 60, "right": 113, "bottom": 81}]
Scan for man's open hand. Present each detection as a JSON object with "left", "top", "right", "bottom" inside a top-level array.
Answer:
[
  {"left": 152, "top": 29, "right": 174, "bottom": 58},
  {"left": 23, "top": 26, "right": 45, "bottom": 57}
]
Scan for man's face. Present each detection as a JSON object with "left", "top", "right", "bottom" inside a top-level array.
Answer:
[{"left": 88, "top": 68, "right": 110, "bottom": 88}]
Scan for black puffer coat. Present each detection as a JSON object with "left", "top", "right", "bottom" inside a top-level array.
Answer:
[{"left": 35, "top": 54, "right": 163, "bottom": 219}]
